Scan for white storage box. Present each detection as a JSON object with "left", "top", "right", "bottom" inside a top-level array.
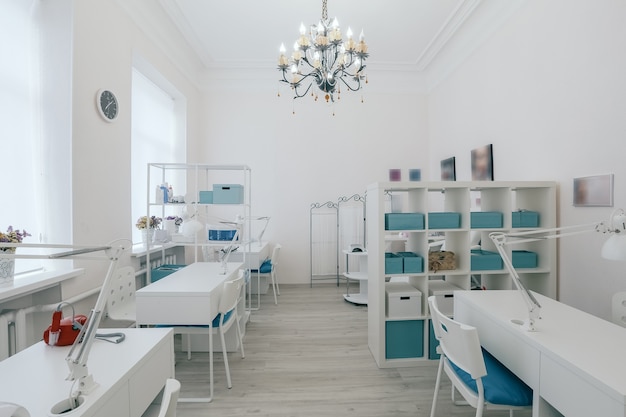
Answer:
[
  {"left": 386, "top": 282, "right": 422, "bottom": 318},
  {"left": 428, "top": 280, "right": 462, "bottom": 317}
]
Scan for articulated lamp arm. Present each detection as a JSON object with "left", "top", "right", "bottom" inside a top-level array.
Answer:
[
  {"left": 489, "top": 208, "right": 626, "bottom": 332},
  {"left": 64, "top": 242, "right": 128, "bottom": 394}
]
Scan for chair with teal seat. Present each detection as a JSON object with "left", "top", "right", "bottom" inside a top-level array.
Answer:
[
  {"left": 174, "top": 274, "right": 245, "bottom": 389},
  {"left": 428, "top": 295, "right": 532, "bottom": 417},
  {"left": 250, "top": 243, "right": 281, "bottom": 305}
]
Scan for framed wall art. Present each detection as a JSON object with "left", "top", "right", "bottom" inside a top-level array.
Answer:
[
  {"left": 389, "top": 169, "right": 401, "bottom": 181},
  {"left": 573, "top": 174, "right": 614, "bottom": 207},
  {"left": 441, "top": 157, "right": 456, "bottom": 181},
  {"left": 409, "top": 169, "right": 421, "bottom": 181},
  {"left": 471, "top": 144, "right": 494, "bottom": 181}
]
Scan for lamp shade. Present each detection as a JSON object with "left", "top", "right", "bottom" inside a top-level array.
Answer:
[{"left": 601, "top": 234, "right": 626, "bottom": 260}]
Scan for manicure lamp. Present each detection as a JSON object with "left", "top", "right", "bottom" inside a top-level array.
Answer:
[
  {"left": 0, "top": 240, "right": 130, "bottom": 408},
  {"left": 489, "top": 208, "right": 626, "bottom": 331}
]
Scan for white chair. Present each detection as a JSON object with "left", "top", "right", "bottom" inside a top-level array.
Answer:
[
  {"left": 142, "top": 378, "right": 181, "bottom": 417},
  {"left": 105, "top": 266, "right": 137, "bottom": 327},
  {"left": 428, "top": 295, "right": 532, "bottom": 417},
  {"left": 251, "top": 244, "right": 281, "bottom": 305},
  {"left": 174, "top": 274, "right": 245, "bottom": 389},
  {"left": 612, "top": 291, "right": 626, "bottom": 327}
]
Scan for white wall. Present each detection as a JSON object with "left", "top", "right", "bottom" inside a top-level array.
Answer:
[
  {"left": 67, "top": 0, "right": 202, "bottom": 297},
  {"left": 427, "top": 0, "right": 626, "bottom": 319},
  {"left": 199, "top": 91, "right": 429, "bottom": 285}
]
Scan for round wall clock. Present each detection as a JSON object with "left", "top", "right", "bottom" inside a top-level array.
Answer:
[{"left": 96, "top": 89, "right": 119, "bottom": 122}]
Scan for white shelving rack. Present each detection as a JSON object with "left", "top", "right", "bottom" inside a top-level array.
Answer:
[
  {"left": 366, "top": 181, "right": 557, "bottom": 368},
  {"left": 145, "top": 163, "right": 251, "bottom": 283}
]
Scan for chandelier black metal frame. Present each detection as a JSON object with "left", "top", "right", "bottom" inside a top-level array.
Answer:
[{"left": 277, "top": 0, "right": 369, "bottom": 104}]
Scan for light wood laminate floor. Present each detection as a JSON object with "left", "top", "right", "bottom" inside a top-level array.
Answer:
[{"left": 173, "top": 283, "right": 531, "bottom": 417}]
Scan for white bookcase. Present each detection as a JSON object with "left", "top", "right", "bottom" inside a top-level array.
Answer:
[{"left": 366, "top": 181, "right": 557, "bottom": 368}]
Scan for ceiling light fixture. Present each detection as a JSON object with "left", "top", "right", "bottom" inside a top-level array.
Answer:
[{"left": 277, "top": 0, "right": 368, "bottom": 108}]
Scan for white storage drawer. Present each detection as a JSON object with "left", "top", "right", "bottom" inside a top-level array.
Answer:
[
  {"left": 428, "top": 280, "right": 462, "bottom": 317},
  {"left": 386, "top": 282, "right": 422, "bottom": 318}
]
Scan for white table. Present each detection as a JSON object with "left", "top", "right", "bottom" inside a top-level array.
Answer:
[
  {"left": 454, "top": 290, "right": 626, "bottom": 417},
  {"left": 0, "top": 328, "right": 173, "bottom": 417},
  {"left": 135, "top": 262, "right": 242, "bottom": 402}
]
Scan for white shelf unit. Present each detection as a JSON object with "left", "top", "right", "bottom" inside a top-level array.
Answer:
[
  {"left": 343, "top": 249, "right": 368, "bottom": 305},
  {"left": 367, "top": 181, "right": 557, "bottom": 368},
  {"left": 145, "top": 163, "right": 251, "bottom": 283}
]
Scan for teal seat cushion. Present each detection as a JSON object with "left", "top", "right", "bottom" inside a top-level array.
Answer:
[
  {"left": 251, "top": 259, "right": 272, "bottom": 274},
  {"left": 449, "top": 348, "right": 532, "bottom": 406}
]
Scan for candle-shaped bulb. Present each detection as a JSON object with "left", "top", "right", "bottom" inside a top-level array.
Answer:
[
  {"left": 331, "top": 18, "right": 339, "bottom": 29},
  {"left": 359, "top": 30, "right": 365, "bottom": 41},
  {"left": 280, "top": 43, "right": 286, "bottom": 54},
  {"left": 346, "top": 27, "right": 353, "bottom": 39},
  {"left": 299, "top": 22, "right": 306, "bottom": 35}
]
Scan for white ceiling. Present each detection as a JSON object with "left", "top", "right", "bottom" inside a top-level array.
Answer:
[{"left": 123, "top": 0, "right": 524, "bottom": 92}]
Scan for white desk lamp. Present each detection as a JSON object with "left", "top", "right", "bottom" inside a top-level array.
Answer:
[
  {"left": 0, "top": 240, "right": 130, "bottom": 406},
  {"left": 489, "top": 208, "right": 626, "bottom": 331},
  {"left": 251, "top": 216, "right": 271, "bottom": 243},
  {"left": 218, "top": 228, "right": 240, "bottom": 275}
]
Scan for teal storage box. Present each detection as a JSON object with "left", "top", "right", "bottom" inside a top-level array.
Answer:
[
  {"left": 385, "top": 320, "right": 424, "bottom": 359},
  {"left": 384, "top": 212, "right": 425, "bottom": 230},
  {"left": 151, "top": 264, "right": 186, "bottom": 282},
  {"left": 385, "top": 253, "right": 403, "bottom": 274},
  {"left": 512, "top": 250, "right": 538, "bottom": 268},
  {"left": 395, "top": 252, "right": 424, "bottom": 273},
  {"left": 212, "top": 184, "right": 244, "bottom": 204},
  {"left": 198, "top": 191, "right": 213, "bottom": 204},
  {"left": 428, "top": 212, "right": 461, "bottom": 229},
  {"left": 512, "top": 210, "right": 540, "bottom": 228},
  {"left": 471, "top": 211, "right": 503, "bottom": 228},
  {"left": 429, "top": 321, "right": 440, "bottom": 360},
  {"left": 470, "top": 249, "right": 503, "bottom": 270}
]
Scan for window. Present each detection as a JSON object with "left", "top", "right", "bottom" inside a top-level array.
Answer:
[
  {"left": 131, "top": 58, "right": 186, "bottom": 244},
  {"left": 0, "top": 0, "right": 72, "bottom": 274}
]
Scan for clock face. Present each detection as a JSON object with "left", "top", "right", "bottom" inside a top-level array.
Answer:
[{"left": 97, "top": 89, "right": 118, "bottom": 121}]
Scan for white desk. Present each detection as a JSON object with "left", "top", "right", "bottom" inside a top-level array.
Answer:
[
  {"left": 454, "top": 290, "right": 626, "bottom": 417},
  {"left": 0, "top": 328, "right": 173, "bottom": 417},
  {"left": 135, "top": 262, "right": 243, "bottom": 402}
]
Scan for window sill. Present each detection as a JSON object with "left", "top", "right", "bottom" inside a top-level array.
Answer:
[{"left": 0, "top": 268, "right": 84, "bottom": 304}]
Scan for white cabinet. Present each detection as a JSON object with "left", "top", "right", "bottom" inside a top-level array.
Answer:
[
  {"left": 343, "top": 249, "right": 368, "bottom": 305},
  {"left": 366, "top": 181, "right": 557, "bottom": 368},
  {"left": 145, "top": 163, "right": 251, "bottom": 283}
]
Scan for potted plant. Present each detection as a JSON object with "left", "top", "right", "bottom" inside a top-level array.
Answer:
[
  {"left": 164, "top": 216, "right": 183, "bottom": 234},
  {"left": 0, "top": 226, "right": 31, "bottom": 284},
  {"left": 136, "top": 216, "right": 161, "bottom": 246}
]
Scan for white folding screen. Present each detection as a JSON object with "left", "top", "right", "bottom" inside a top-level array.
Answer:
[
  {"left": 310, "top": 201, "right": 338, "bottom": 286},
  {"left": 310, "top": 194, "right": 366, "bottom": 287}
]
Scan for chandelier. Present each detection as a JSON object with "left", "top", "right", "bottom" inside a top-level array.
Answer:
[{"left": 277, "top": 0, "right": 369, "bottom": 104}]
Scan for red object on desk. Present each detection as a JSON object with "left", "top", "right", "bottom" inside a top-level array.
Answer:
[{"left": 43, "top": 312, "right": 88, "bottom": 346}]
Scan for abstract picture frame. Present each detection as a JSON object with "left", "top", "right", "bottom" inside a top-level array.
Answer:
[
  {"left": 389, "top": 169, "right": 401, "bottom": 182},
  {"left": 409, "top": 169, "right": 421, "bottom": 181},
  {"left": 471, "top": 144, "right": 494, "bottom": 181},
  {"left": 441, "top": 157, "right": 456, "bottom": 181},
  {"left": 573, "top": 174, "right": 614, "bottom": 207}
]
